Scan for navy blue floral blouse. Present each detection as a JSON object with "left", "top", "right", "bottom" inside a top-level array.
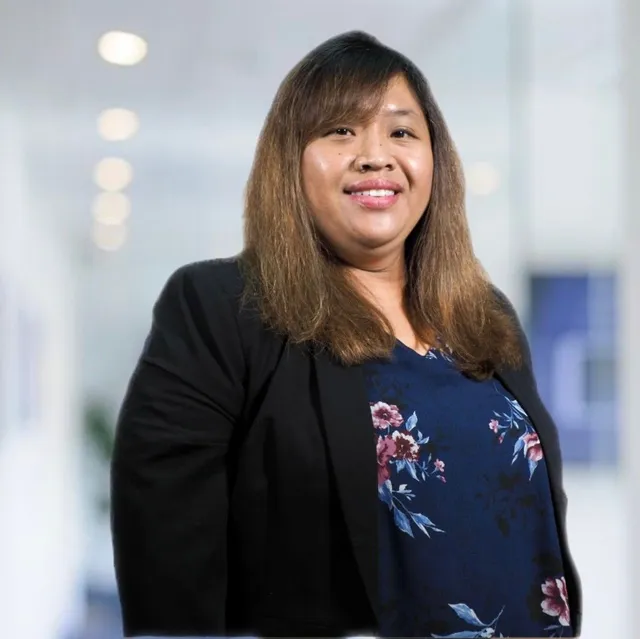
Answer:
[{"left": 362, "top": 341, "right": 574, "bottom": 639}]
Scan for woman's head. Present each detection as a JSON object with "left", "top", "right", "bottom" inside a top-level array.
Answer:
[
  {"left": 242, "top": 31, "right": 521, "bottom": 376},
  {"left": 246, "top": 30, "right": 465, "bottom": 271}
]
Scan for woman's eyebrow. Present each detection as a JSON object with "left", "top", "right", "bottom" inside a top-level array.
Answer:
[{"left": 381, "top": 107, "right": 420, "bottom": 118}]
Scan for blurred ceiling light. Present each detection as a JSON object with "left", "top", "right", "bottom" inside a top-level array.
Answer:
[
  {"left": 92, "top": 191, "right": 131, "bottom": 226},
  {"left": 97, "top": 108, "right": 139, "bottom": 141},
  {"left": 98, "top": 31, "right": 148, "bottom": 66},
  {"left": 93, "top": 157, "right": 133, "bottom": 191},
  {"left": 92, "top": 220, "right": 128, "bottom": 252},
  {"left": 467, "top": 162, "right": 501, "bottom": 197}
]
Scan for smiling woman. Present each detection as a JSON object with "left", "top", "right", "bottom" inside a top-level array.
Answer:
[
  {"left": 111, "top": 30, "right": 582, "bottom": 639},
  {"left": 242, "top": 31, "right": 520, "bottom": 372}
]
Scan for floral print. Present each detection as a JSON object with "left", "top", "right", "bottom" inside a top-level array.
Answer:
[
  {"left": 431, "top": 602, "right": 506, "bottom": 638},
  {"left": 371, "top": 401, "right": 404, "bottom": 429},
  {"left": 376, "top": 435, "right": 397, "bottom": 485},
  {"left": 489, "top": 390, "right": 544, "bottom": 479},
  {"left": 523, "top": 432, "right": 544, "bottom": 463},
  {"left": 391, "top": 429, "right": 420, "bottom": 461},
  {"left": 542, "top": 576, "right": 571, "bottom": 634},
  {"left": 372, "top": 401, "right": 445, "bottom": 537},
  {"left": 429, "top": 592, "right": 572, "bottom": 639},
  {"left": 364, "top": 346, "right": 574, "bottom": 638}
]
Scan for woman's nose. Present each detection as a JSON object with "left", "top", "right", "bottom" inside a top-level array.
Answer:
[{"left": 353, "top": 133, "right": 396, "bottom": 172}]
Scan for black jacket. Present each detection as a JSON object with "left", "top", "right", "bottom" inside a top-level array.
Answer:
[{"left": 110, "top": 256, "right": 582, "bottom": 637}]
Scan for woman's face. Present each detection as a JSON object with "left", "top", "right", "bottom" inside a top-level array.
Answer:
[{"left": 302, "top": 75, "right": 434, "bottom": 268}]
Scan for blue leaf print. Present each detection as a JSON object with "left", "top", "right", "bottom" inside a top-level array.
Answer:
[
  {"left": 393, "top": 507, "right": 414, "bottom": 537},
  {"left": 378, "top": 480, "right": 393, "bottom": 508},
  {"left": 431, "top": 632, "right": 485, "bottom": 638},
  {"left": 410, "top": 512, "right": 444, "bottom": 536},
  {"left": 411, "top": 511, "right": 436, "bottom": 528},
  {"left": 406, "top": 461, "right": 419, "bottom": 480},
  {"left": 405, "top": 411, "right": 418, "bottom": 431},
  {"left": 449, "top": 603, "right": 487, "bottom": 627},
  {"left": 513, "top": 400, "right": 527, "bottom": 418},
  {"left": 528, "top": 457, "right": 538, "bottom": 479},
  {"left": 395, "top": 459, "right": 407, "bottom": 473},
  {"left": 513, "top": 435, "right": 525, "bottom": 457},
  {"left": 487, "top": 605, "right": 506, "bottom": 628}
]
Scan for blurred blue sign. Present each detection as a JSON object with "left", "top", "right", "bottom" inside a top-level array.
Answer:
[{"left": 527, "top": 274, "right": 618, "bottom": 466}]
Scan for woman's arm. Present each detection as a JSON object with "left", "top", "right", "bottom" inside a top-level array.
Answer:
[{"left": 110, "top": 262, "right": 246, "bottom": 637}]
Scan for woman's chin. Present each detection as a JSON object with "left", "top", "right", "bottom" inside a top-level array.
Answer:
[{"left": 354, "top": 232, "right": 403, "bottom": 251}]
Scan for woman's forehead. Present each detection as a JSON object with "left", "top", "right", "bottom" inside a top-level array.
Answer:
[{"left": 301, "top": 74, "right": 422, "bottom": 129}]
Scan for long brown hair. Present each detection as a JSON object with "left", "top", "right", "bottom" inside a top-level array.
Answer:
[{"left": 240, "top": 31, "right": 522, "bottom": 379}]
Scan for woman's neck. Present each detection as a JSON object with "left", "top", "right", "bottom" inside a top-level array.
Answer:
[
  {"left": 345, "top": 256, "right": 431, "bottom": 355},
  {"left": 346, "top": 255, "right": 406, "bottom": 310}
]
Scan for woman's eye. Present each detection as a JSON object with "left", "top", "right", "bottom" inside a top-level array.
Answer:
[
  {"left": 392, "top": 129, "right": 414, "bottom": 138},
  {"left": 331, "top": 127, "right": 353, "bottom": 136}
]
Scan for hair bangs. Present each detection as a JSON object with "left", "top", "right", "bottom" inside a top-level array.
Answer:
[{"left": 294, "top": 38, "right": 408, "bottom": 144}]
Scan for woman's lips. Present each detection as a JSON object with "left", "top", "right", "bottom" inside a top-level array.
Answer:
[{"left": 347, "top": 190, "right": 400, "bottom": 210}]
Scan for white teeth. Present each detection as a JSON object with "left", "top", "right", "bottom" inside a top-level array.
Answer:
[{"left": 352, "top": 189, "right": 395, "bottom": 197}]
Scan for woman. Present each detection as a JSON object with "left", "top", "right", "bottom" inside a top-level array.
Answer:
[{"left": 111, "top": 31, "right": 582, "bottom": 638}]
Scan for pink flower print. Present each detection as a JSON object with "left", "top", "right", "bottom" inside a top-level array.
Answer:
[
  {"left": 522, "top": 432, "right": 543, "bottom": 462},
  {"left": 541, "top": 576, "right": 571, "bottom": 627},
  {"left": 391, "top": 430, "right": 419, "bottom": 462},
  {"left": 376, "top": 436, "right": 397, "bottom": 485},
  {"left": 489, "top": 419, "right": 500, "bottom": 434},
  {"left": 434, "top": 459, "right": 445, "bottom": 473},
  {"left": 370, "top": 401, "right": 404, "bottom": 429}
]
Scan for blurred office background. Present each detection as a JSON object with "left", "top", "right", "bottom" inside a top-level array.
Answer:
[{"left": 0, "top": 0, "right": 637, "bottom": 637}]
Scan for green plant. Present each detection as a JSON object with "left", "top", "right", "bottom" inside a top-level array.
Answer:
[
  {"left": 84, "top": 399, "right": 115, "bottom": 514},
  {"left": 84, "top": 400, "right": 115, "bottom": 462}
]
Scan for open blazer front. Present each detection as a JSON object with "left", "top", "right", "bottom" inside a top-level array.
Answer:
[{"left": 111, "top": 256, "right": 583, "bottom": 638}]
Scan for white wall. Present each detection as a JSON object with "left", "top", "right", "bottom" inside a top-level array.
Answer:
[
  {"left": 0, "top": 112, "right": 85, "bottom": 639},
  {"left": 442, "top": 86, "right": 622, "bottom": 278},
  {"left": 529, "top": 89, "right": 622, "bottom": 270}
]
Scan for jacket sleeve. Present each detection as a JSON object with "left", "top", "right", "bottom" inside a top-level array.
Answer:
[{"left": 110, "top": 262, "right": 246, "bottom": 637}]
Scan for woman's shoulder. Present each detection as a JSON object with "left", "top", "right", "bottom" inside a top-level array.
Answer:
[
  {"left": 490, "top": 284, "right": 518, "bottom": 318},
  {"left": 166, "top": 255, "right": 244, "bottom": 295},
  {"left": 146, "top": 257, "right": 246, "bottom": 348},
  {"left": 159, "top": 255, "right": 281, "bottom": 354},
  {"left": 155, "top": 255, "right": 246, "bottom": 316}
]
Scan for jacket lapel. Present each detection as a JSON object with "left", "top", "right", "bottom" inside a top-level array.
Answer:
[{"left": 312, "top": 347, "right": 381, "bottom": 625}]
